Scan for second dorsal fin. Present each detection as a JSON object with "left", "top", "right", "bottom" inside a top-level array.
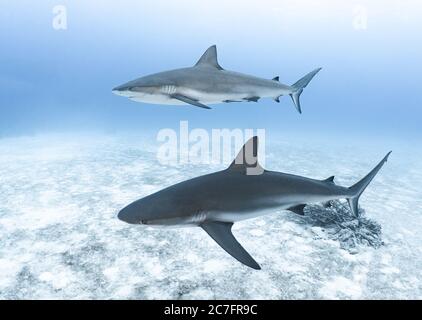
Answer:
[
  {"left": 195, "top": 45, "right": 224, "bottom": 70},
  {"left": 323, "top": 176, "right": 335, "bottom": 183},
  {"left": 228, "top": 136, "right": 264, "bottom": 175}
]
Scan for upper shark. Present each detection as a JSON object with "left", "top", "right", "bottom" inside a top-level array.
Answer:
[
  {"left": 112, "top": 45, "right": 321, "bottom": 113},
  {"left": 118, "top": 137, "right": 391, "bottom": 270}
]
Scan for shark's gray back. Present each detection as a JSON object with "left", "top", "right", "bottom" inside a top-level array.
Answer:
[
  {"left": 143, "top": 168, "right": 348, "bottom": 222},
  {"left": 117, "top": 136, "right": 391, "bottom": 270},
  {"left": 134, "top": 66, "right": 290, "bottom": 95}
]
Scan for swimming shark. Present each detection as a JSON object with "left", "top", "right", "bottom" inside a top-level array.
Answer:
[
  {"left": 112, "top": 45, "right": 321, "bottom": 113},
  {"left": 118, "top": 137, "right": 391, "bottom": 270}
]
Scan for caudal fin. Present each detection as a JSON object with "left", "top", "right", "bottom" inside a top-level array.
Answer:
[
  {"left": 347, "top": 151, "right": 392, "bottom": 217},
  {"left": 290, "top": 68, "right": 322, "bottom": 114}
]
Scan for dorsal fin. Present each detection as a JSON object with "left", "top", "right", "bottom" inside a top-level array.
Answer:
[
  {"left": 272, "top": 76, "right": 279, "bottom": 82},
  {"left": 323, "top": 176, "right": 335, "bottom": 183},
  {"left": 195, "top": 45, "right": 224, "bottom": 70},
  {"left": 228, "top": 136, "right": 264, "bottom": 175}
]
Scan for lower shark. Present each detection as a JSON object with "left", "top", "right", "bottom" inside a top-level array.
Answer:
[
  {"left": 112, "top": 45, "right": 321, "bottom": 113},
  {"left": 118, "top": 137, "right": 391, "bottom": 269}
]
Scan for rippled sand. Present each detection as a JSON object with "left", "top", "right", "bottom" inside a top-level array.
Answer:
[{"left": 0, "top": 133, "right": 421, "bottom": 299}]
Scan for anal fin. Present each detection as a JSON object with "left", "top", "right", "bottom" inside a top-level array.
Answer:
[
  {"left": 201, "top": 221, "right": 261, "bottom": 270},
  {"left": 287, "top": 204, "right": 306, "bottom": 216}
]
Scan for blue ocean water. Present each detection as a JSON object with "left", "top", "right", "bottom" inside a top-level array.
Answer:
[{"left": 1, "top": 0, "right": 421, "bottom": 140}]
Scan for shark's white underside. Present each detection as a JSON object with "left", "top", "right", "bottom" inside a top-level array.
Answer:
[{"left": 127, "top": 86, "right": 284, "bottom": 105}]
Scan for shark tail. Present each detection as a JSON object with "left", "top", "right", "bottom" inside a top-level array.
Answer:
[
  {"left": 346, "top": 151, "right": 392, "bottom": 217},
  {"left": 289, "top": 68, "right": 322, "bottom": 114}
]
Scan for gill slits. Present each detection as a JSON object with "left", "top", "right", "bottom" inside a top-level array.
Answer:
[
  {"left": 161, "top": 85, "right": 177, "bottom": 95},
  {"left": 190, "top": 212, "right": 207, "bottom": 224}
]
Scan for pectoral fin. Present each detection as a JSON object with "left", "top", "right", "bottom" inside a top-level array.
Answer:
[
  {"left": 171, "top": 93, "right": 211, "bottom": 109},
  {"left": 201, "top": 221, "right": 261, "bottom": 270}
]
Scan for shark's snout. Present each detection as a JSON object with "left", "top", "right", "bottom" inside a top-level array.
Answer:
[
  {"left": 112, "top": 84, "right": 133, "bottom": 96},
  {"left": 117, "top": 206, "right": 141, "bottom": 224}
]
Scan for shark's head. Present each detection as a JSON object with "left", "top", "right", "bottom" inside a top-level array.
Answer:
[
  {"left": 112, "top": 80, "right": 152, "bottom": 99},
  {"left": 118, "top": 196, "right": 156, "bottom": 225},
  {"left": 112, "top": 83, "right": 136, "bottom": 97},
  {"left": 117, "top": 192, "right": 189, "bottom": 226},
  {"left": 112, "top": 73, "right": 174, "bottom": 99}
]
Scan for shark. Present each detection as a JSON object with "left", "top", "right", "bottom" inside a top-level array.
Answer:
[
  {"left": 112, "top": 45, "right": 321, "bottom": 113},
  {"left": 118, "top": 137, "right": 391, "bottom": 270}
]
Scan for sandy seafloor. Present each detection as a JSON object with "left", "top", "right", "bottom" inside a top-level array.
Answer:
[{"left": 0, "top": 133, "right": 421, "bottom": 299}]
